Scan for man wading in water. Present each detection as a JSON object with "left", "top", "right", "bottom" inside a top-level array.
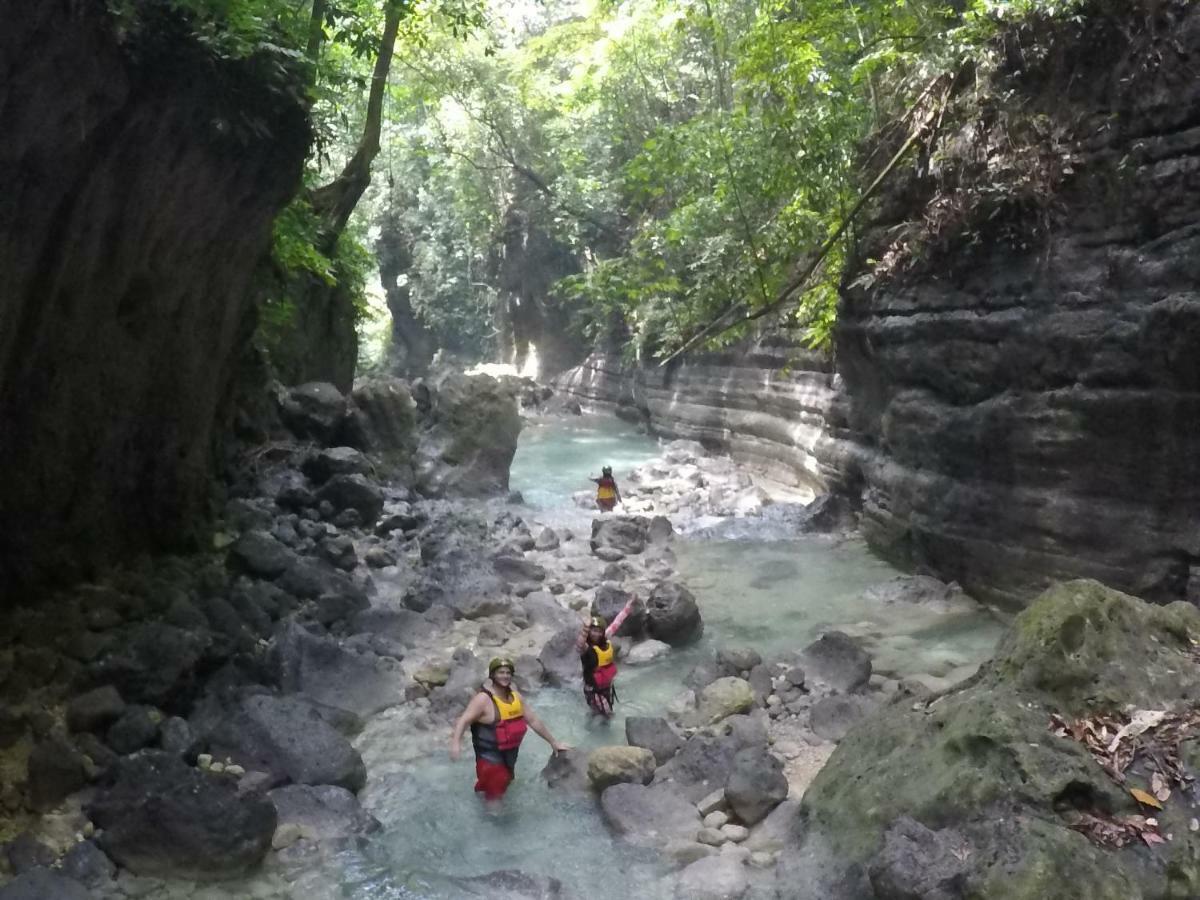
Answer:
[{"left": 449, "top": 657, "right": 570, "bottom": 803}]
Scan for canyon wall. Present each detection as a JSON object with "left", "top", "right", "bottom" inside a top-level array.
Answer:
[
  {"left": 0, "top": 2, "right": 308, "bottom": 595},
  {"left": 559, "top": 2, "right": 1200, "bottom": 609}
]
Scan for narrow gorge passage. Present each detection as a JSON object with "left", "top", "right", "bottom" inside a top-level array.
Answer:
[{"left": 249, "top": 414, "right": 1004, "bottom": 900}]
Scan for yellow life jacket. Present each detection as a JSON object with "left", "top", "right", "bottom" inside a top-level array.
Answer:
[
  {"left": 493, "top": 688, "right": 524, "bottom": 721},
  {"left": 597, "top": 484, "right": 616, "bottom": 500},
  {"left": 593, "top": 643, "right": 615, "bottom": 667}
]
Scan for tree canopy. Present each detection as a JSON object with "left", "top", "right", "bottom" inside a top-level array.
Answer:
[{"left": 114, "top": 0, "right": 1090, "bottom": 372}]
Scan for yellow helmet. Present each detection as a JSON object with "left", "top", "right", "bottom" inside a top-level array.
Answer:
[{"left": 488, "top": 656, "right": 515, "bottom": 676}]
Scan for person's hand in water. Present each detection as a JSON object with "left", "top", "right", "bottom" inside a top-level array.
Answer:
[{"left": 551, "top": 741, "right": 573, "bottom": 755}]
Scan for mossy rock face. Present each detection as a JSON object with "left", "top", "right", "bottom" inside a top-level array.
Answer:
[
  {"left": 993, "top": 580, "right": 1200, "bottom": 715},
  {"left": 797, "top": 580, "right": 1200, "bottom": 899}
]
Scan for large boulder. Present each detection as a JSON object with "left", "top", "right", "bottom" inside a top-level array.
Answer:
[
  {"left": 540, "top": 749, "right": 590, "bottom": 793},
  {"left": 587, "top": 746, "right": 656, "bottom": 791},
  {"left": 316, "top": 474, "right": 384, "bottom": 525},
  {"left": 593, "top": 585, "right": 647, "bottom": 637},
  {"left": 492, "top": 554, "right": 547, "bottom": 584},
  {"left": 600, "top": 782, "right": 702, "bottom": 848},
  {"left": 799, "top": 631, "right": 871, "bottom": 693},
  {"left": 414, "top": 374, "right": 522, "bottom": 497},
  {"left": 301, "top": 447, "right": 373, "bottom": 484},
  {"left": 646, "top": 582, "right": 703, "bottom": 646},
  {"left": 724, "top": 747, "right": 788, "bottom": 826},
  {"left": 83, "top": 622, "right": 211, "bottom": 707},
  {"left": 203, "top": 694, "right": 366, "bottom": 792},
  {"left": 538, "top": 625, "right": 583, "bottom": 687},
  {"left": 278, "top": 382, "right": 348, "bottom": 445},
  {"left": 66, "top": 685, "right": 125, "bottom": 733},
  {"left": 343, "top": 378, "right": 418, "bottom": 479},
  {"left": 625, "top": 716, "right": 683, "bottom": 765},
  {"left": 796, "top": 580, "right": 1200, "bottom": 898},
  {"left": 227, "top": 531, "right": 296, "bottom": 578},
  {"left": 688, "top": 677, "right": 755, "bottom": 727},
  {"left": 590, "top": 517, "right": 648, "bottom": 556},
  {"left": 270, "top": 622, "right": 404, "bottom": 717},
  {"left": 88, "top": 751, "right": 276, "bottom": 880}
]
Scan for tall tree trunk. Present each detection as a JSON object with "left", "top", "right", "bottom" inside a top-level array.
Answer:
[
  {"left": 281, "top": 2, "right": 402, "bottom": 390},
  {"left": 309, "top": 1, "right": 402, "bottom": 244}
]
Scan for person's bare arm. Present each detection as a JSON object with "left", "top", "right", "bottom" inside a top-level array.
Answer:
[
  {"left": 523, "top": 707, "right": 571, "bottom": 754},
  {"left": 449, "top": 693, "right": 488, "bottom": 760}
]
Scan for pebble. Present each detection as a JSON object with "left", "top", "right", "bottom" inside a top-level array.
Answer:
[
  {"left": 209, "top": 761, "right": 225, "bottom": 774},
  {"left": 749, "top": 850, "right": 777, "bottom": 869},
  {"left": 271, "top": 823, "right": 303, "bottom": 851},
  {"left": 697, "top": 788, "right": 726, "bottom": 816},
  {"left": 696, "top": 827, "right": 726, "bottom": 847},
  {"left": 225, "top": 764, "right": 246, "bottom": 777},
  {"left": 196, "top": 753, "right": 213, "bottom": 770},
  {"left": 703, "top": 811, "right": 729, "bottom": 829},
  {"left": 721, "top": 824, "right": 749, "bottom": 843}
]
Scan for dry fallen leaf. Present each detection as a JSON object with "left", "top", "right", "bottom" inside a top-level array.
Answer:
[{"left": 1131, "top": 788, "right": 1163, "bottom": 809}]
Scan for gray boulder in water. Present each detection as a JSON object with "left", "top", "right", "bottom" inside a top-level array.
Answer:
[
  {"left": 414, "top": 373, "right": 522, "bottom": 497},
  {"left": 88, "top": 751, "right": 275, "bottom": 880},
  {"left": 724, "top": 747, "right": 788, "bottom": 826},
  {"left": 646, "top": 581, "right": 703, "bottom": 646},
  {"left": 799, "top": 631, "right": 871, "bottom": 693}
]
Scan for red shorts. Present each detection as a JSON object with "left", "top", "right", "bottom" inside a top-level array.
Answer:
[
  {"left": 597, "top": 497, "right": 616, "bottom": 512},
  {"left": 474, "top": 758, "right": 514, "bottom": 801}
]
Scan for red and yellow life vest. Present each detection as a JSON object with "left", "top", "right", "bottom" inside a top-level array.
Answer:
[
  {"left": 592, "top": 642, "right": 617, "bottom": 691},
  {"left": 471, "top": 687, "right": 528, "bottom": 763},
  {"left": 596, "top": 478, "right": 617, "bottom": 501}
]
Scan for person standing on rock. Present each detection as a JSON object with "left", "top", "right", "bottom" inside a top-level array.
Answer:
[
  {"left": 591, "top": 466, "right": 621, "bottom": 512},
  {"left": 577, "top": 597, "right": 637, "bottom": 716},
  {"left": 449, "top": 657, "right": 571, "bottom": 803}
]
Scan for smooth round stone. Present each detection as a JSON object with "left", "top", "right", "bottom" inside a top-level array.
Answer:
[
  {"left": 696, "top": 827, "right": 726, "bottom": 847},
  {"left": 721, "top": 823, "right": 749, "bottom": 843},
  {"left": 702, "top": 811, "right": 729, "bottom": 830}
]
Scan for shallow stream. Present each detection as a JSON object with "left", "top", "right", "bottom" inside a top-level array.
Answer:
[{"left": 268, "top": 415, "right": 1005, "bottom": 899}]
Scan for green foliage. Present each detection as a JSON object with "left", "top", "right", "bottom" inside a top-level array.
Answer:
[{"left": 378, "top": 0, "right": 1094, "bottom": 362}]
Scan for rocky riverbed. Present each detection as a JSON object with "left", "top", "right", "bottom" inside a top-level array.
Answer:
[{"left": 2, "top": 373, "right": 1194, "bottom": 900}]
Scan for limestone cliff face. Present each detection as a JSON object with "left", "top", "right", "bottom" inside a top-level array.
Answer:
[
  {"left": 554, "top": 345, "right": 856, "bottom": 496},
  {"left": 559, "top": 3, "right": 1200, "bottom": 609},
  {"left": 838, "top": 0, "right": 1200, "bottom": 607},
  {"left": 0, "top": 2, "right": 308, "bottom": 594}
]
